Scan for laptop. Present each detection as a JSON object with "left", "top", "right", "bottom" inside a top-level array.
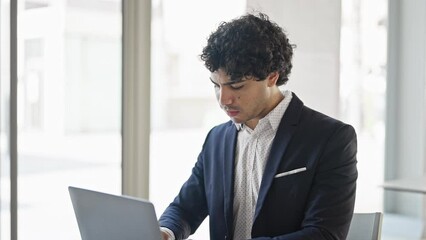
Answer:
[{"left": 69, "top": 186, "right": 162, "bottom": 240}]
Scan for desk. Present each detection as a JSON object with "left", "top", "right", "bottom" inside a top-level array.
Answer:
[
  {"left": 382, "top": 176, "right": 426, "bottom": 194},
  {"left": 382, "top": 176, "right": 426, "bottom": 239}
]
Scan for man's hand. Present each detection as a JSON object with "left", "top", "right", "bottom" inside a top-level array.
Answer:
[
  {"left": 160, "top": 228, "right": 174, "bottom": 240},
  {"left": 161, "top": 230, "right": 170, "bottom": 240}
]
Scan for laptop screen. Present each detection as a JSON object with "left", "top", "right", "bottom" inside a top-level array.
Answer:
[{"left": 69, "top": 186, "right": 162, "bottom": 240}]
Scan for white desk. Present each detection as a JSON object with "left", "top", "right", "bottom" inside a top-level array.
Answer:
[
  {"left": 382, "top": 176, "right": 426, "bottom": 194},
  {"left": 382, "top": 176, "right": 426, "bottom": 239}
]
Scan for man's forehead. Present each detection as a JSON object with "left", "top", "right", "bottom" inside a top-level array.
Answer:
[
  {"left": 210, "top": 71, "right": 229, "bottom": 82},
  {"left": 210, "top": 70, "right": 246, "bottom": 85}
]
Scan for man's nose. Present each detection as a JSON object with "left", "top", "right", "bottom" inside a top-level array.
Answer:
[{"left": 218, "top": 87, "right": 233, "bottom": 106}]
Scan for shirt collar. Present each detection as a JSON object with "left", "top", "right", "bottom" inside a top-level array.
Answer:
[{"left": 235, "top": 123, "right": 243, "bottom": 131}]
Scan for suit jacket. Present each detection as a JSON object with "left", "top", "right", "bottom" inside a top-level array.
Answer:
[{"left": 159, "top": 93, "right": 358, "bottom": 240}]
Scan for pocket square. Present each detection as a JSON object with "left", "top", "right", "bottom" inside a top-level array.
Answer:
[{"left": 274, "top": 167, "right": 307, "bottom": 178}]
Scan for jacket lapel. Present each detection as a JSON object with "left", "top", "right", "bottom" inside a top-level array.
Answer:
[
  {"left": 253, "top": 93, "right": 304, "bottom": 221},
  {"left": 223, "top": 124, "right": 238, "bottom": 238}
]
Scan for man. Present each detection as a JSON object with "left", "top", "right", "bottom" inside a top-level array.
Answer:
[{"left": 159, "top": 13, "right": 357, "bottom": 240}]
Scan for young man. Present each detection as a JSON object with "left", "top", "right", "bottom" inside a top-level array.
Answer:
[{"left": 159, "top": 13, "right": 358, "bottom": 240}]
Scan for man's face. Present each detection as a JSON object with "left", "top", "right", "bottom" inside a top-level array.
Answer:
[{"left": 210, "top": 68, "right": 279, "bottom": 129}]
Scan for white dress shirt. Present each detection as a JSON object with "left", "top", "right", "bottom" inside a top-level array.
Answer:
[{"left": 232, "top": 90, "right": 292, "bottom": 239}]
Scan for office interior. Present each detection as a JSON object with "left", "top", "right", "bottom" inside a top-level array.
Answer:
[{"left": 0, "top": 0, "right": 424, "bottom": 239}]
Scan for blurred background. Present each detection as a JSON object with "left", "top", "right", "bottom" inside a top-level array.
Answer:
[{"left": 0, "top": 0, "right": 425, "bottom": 239}]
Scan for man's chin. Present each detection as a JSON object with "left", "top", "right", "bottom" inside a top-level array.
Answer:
[{"left": 230, "top": 118, "right": 244, "bottom": 124}]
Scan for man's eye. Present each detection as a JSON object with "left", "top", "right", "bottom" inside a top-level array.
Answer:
[{"left": 230, "top": 84, "right": 244, "bottom": 90}]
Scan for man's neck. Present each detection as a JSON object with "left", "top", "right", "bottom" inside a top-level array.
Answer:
[{"left": 245, "top": 90, "right": 284, "bottom": 130}]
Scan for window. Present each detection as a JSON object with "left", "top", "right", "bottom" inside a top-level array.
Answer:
[
  {"left": 150, "top": 0, "right": 245, "bottom": 238},
  {"left": 340, "top": 0, "right": 387, "bottom": 212},
  {"left": 0, "top": 0, "right": 123, "bottom": 239},
  {"left": 1, "top": 0, "right": 12, "bottom": 238}
]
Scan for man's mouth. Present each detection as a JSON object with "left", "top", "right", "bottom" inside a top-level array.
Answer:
[{"left": 226, "top": 109, "right": 239, "bottom": 117}]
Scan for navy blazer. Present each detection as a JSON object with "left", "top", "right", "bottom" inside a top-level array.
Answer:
[{"left": 159, "top": 93, "right": 358, "bottom": 240}]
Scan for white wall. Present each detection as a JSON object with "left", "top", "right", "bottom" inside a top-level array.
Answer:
[{"left": 246, "top": 0, "right": 341, "bottom": 118}]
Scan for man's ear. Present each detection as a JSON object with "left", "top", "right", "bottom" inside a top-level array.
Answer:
[{"left": 267, "top": 71, "right": 279, "bottom": 87}]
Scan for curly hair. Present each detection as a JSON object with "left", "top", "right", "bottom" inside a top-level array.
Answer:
[{"left": 200, "top": 13, "right": 295, "bottom": 86}]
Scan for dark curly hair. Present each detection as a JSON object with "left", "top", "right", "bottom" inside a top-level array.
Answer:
[{"left": 200, "top": 13, "right": 295, "bottom": 86}]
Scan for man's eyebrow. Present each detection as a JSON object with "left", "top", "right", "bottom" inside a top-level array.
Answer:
[{"left": 209, "top": 77, "right": 245, "bottom": 86}]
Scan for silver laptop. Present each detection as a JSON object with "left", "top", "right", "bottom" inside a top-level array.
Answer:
[{"left": 69, "top": 186, "right": 162, "bottom": 240}]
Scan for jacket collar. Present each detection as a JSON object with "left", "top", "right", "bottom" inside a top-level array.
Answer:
[{"left": 253, "top": 93, "right": 304, "bottom": 221}]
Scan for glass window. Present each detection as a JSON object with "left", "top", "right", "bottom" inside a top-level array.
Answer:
[
  {"left": 150, "top": 0, "right": 245, "bottom": 238},
  {"left": 17, "top": 0, "right": 122, "bottom": 239},
  {"left": 1, "top": 0, "right": 12, "bottom": 238},
  {"left": 340, "top": 0, "right": 387, "bottom": 212}
]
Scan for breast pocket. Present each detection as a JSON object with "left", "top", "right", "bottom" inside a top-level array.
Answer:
[
  {"left": 271, "top": 167, "right": 312, "bottom": 200},
  {"left": 274, "top": 167, "right": 307, "bottom": 179}
]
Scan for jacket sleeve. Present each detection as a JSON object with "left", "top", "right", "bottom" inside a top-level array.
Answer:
[{"left": 252, "top": 124, "right": 358, "bottom": 240}]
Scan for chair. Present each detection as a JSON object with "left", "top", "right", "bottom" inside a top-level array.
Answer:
[{"left": 347, "top": 212, "right": 383, "bottom": 240}]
